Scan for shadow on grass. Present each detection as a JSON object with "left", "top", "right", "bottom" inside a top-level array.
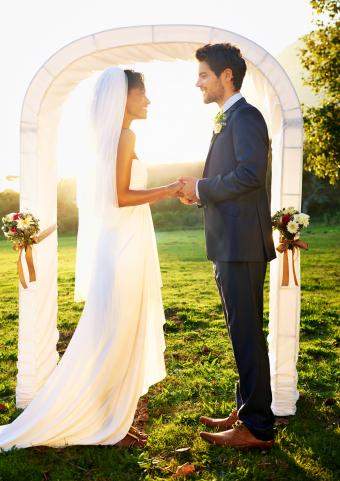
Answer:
[
  {"left": 144, "top": 396, "right": 339, "bottom": 480},
  {"left": 0, "top": 445, "right": 144, "bottom": 481},
  {"left": 164, "top": 306, "right": 211, "bottom": 332}
]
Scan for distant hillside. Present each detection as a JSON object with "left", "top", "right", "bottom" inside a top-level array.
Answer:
[
  {"left": 276, "top": 39, "right": 322, "bottom": 107},
  {"left": 147, "top": 161, "right": 203, "bottom": 187}
]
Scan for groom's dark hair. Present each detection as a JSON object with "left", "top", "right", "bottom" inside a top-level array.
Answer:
[
  {"left": 195, "top": 43, "right": 246, "bottom": 91},
  {"left": 124, "top": 69, "right": 145, "bottom": 91}
]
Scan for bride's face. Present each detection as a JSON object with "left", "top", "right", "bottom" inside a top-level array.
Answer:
[{"left": 125, "top": 87, "right": 150, "bottom": 120}]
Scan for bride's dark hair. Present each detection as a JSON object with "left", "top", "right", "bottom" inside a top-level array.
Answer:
[{"left": 124, "top": 69, "right": 145, "bottom": 91}]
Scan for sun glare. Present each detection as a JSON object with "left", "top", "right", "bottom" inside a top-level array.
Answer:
[{"left": 56, "top": 61, "right": 217, "bottom": 179}]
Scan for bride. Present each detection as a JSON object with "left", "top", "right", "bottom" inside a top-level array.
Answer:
[{"left": 0, "top": 66, "right": 183, "bottom": 450}]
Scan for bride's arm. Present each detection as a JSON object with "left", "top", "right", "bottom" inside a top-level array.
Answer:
[{"left": 116, "top": 129, "right": 183, "bottom": 207}]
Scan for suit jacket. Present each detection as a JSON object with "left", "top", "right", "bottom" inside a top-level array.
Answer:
[{"left": 198, "top": 97, "right": 276, "bottom": 262}]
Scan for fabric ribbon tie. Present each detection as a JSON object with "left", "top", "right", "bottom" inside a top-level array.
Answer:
[
  {"left": 15, "top": 224, "right": 57, "bottom": 289},
  {"left": 276, "top": 238, "right": 308, "bottom": 287}
]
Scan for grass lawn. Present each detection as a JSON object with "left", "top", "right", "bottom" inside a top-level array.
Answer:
[{"left": 0, "top": 224, "right": 339, "bottom": 480}]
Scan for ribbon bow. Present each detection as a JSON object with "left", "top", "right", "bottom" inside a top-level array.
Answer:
[
  {"left": 276, "top": 238, "right": 308, "bottom": 287},
  {"left": 14, "top": 224, "right": 57, "bottom": 289}
]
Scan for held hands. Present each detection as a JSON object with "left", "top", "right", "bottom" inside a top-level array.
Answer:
[
  {"left": 177, "top": 177, "right": 199, "bottom": 205},
  {"left": 165, "top": 180, "right": 186, "bottom": 198},
  {"left": 165, "top": 177, "right": 200, "bottom": 205}
]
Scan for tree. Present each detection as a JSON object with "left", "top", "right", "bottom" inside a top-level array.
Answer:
[
  {"left": 57, "top": 178, "right": 78, "bottom": 234},
  {"left": 300, "top": 0, "right": 339, "bottom": 184},
  {"left": 0, "top": 190, "right": 19, "bottom": 226}
]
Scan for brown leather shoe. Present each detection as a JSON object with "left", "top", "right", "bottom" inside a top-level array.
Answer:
[
  {"left": 200, "top": 421, "right": 274, "bottom": 449},
  {"left": 199, "top": 409, "right": 238, "bottom": 430}
]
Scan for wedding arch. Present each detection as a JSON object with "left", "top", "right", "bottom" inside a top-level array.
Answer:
[{"left": 18, "top": 24, "right": 303, "bottom": 415}]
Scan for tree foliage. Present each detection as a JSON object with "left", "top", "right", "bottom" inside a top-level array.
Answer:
[{"left": 300, "top": 0, "right": 339, "bottom": 184}]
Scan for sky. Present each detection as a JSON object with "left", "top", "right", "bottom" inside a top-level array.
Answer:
[{"left": 0, "top": 0, "right": 314, "bottom": 190}]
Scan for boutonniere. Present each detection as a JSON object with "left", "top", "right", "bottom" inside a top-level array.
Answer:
[{"left": 213, "top": 110, "right": 227, "bottom": 134}]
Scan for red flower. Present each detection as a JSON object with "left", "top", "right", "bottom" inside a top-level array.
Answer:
[
  {"left": 13, "top": 213, "right": 21, "bottom": 220},
  {"left": 11, "top": 226, "right": 17, "bottom": 233},
  {"left": 281, "top": 214, "right": 291, "bottom": 225}
]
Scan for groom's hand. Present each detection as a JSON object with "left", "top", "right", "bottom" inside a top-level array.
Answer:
[
  {"left": 178, "top": 176, "right": 199, "bottom": 203},
  {"left": 179, "top": 197, "right": 196, "bottom": 205}
]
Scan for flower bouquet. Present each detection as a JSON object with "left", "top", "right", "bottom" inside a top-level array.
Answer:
[
  {"left": 271, "top": 207, "right": 310, "bottom": 286},
  {"left": 2, "top": 212, "right": 57, "bottom": 289},
  {"left": 2, "top": 212, "right": 40, "bottom": 246}
]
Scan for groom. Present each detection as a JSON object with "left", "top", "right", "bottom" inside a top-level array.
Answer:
[{"left": 179, "top": 43, "right": 276, "bottom": 449}]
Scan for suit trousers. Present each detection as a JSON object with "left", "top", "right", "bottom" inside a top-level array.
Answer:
[{"left": 214, "top": 260, "right": 275, "bottom": 441}]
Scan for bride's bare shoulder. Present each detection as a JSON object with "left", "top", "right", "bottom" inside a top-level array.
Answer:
[{"left": 118, "top": 129, "right": 136, "bottom": 159}]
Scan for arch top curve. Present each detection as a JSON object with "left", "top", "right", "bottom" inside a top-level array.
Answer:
[{"left": 21, "top": 24, "right": 302, "bottom": 127}]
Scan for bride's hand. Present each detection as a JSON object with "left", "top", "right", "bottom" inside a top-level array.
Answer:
[{"left": 165, "top": 180, "right": 185, "bottom": 198}]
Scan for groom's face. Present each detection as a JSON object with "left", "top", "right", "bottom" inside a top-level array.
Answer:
[{"left": 196, "top": 61, "right": 225, "bottom": 104}]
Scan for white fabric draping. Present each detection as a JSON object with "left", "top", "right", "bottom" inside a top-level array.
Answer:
[
  {"left": 18, "top": 25, "right": 303, "bottom": 415},
  {"left": 1, "top": 159, "right": 166, "bottom": 449}
]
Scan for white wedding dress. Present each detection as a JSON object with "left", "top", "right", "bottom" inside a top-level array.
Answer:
[{"left": 0, "top": 158, "right": 166, "bottom": 450}]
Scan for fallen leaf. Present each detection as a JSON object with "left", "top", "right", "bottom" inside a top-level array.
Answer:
[
  {"left": 175, "top": 463, "right": 195, "bottom": 477},
  {"left": 175, "top": 446, "right": 191, "bottom": 453}
]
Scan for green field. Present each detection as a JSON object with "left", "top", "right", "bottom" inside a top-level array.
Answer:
[{"left": 0, "top": 225, "right": 339, "bottom": 481}]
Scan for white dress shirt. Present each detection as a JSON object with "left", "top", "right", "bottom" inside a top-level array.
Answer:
[
  {"left": 220, "top": 91, "right": 243, "bottom": 114},
  {"left": 196, "top": 92, "right": 243, "bottom": 201}
]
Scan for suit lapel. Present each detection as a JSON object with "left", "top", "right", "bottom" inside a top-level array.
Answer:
[
  {"left": 202, "top": 98, "right": 246, "bottom": 177},
  {"left": 205, "top": 132, "right": 218, "bottom": 163}
]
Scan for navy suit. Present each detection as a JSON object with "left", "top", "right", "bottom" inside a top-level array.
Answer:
[{"left": 198, "top": 97, "right": 276, "bottom": 440}]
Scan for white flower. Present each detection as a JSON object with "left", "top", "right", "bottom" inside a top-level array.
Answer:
[
  {"left": 213, "top": 110, "right": 227, "bottom": 134},
  {"left": 24, "top": 214, "right": 33, "bottom": 223},
  {"left": 283, "top": 207, "right": 296, "bottom": 215},
  {"left": 294, "top": 213, "right": 310, "bottom": 227},
  {"left": 287, "top": 220, "right": 299, "bottom": 234},
  {"left": 6, "top": 213, "right": 16, "bottom": 221},
  {"left": 17, "top": 216, "right": 33, "bottom": 230}
]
